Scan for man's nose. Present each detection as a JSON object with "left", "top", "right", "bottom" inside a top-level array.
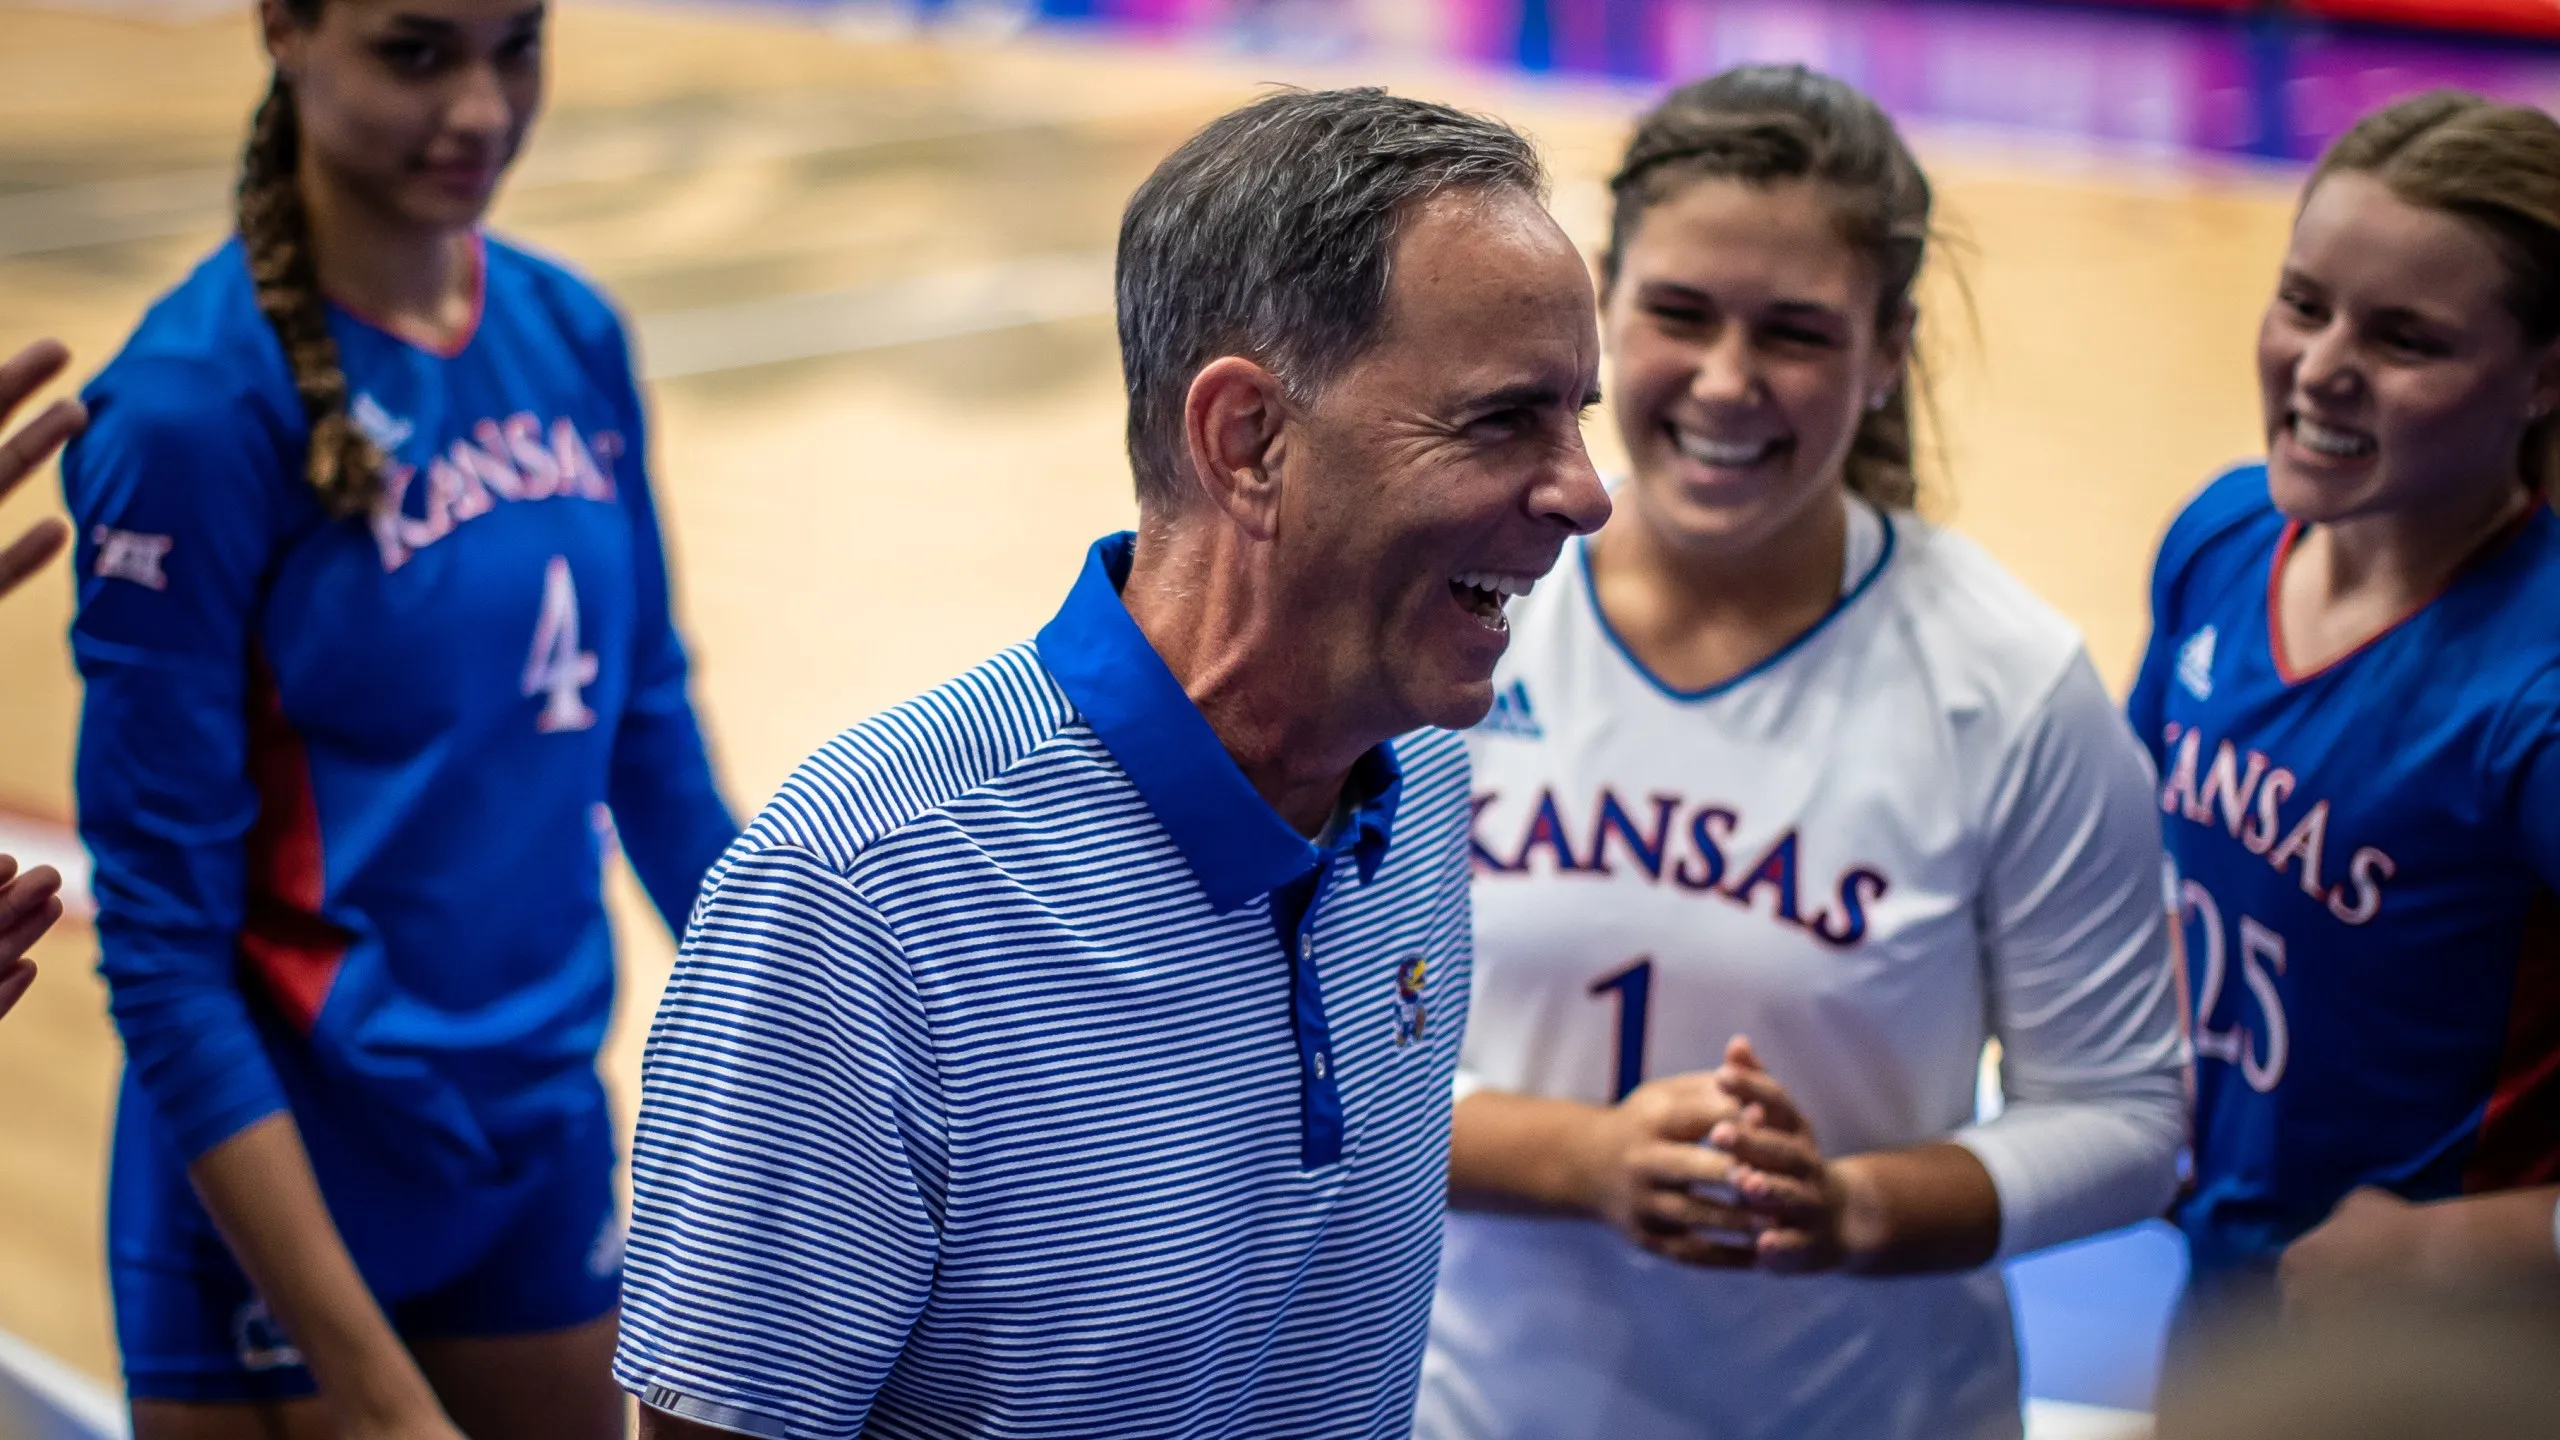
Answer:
[{"left": 1536, "top": 433, "right": 1612, "bottom": 537}]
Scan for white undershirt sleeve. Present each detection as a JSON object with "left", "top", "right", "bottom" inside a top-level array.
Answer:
[{"left": 1953, "top": 654, "right": 2190, "bottom": 1261}]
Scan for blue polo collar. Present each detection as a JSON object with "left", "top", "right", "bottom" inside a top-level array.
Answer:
[{"left": 1035, "top": 533, "right": 1401, "bottom": 912}]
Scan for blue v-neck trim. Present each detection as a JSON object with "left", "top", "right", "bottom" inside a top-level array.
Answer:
[{"left": 1582, "top": 508, "right": 1900, "bottom": 703}]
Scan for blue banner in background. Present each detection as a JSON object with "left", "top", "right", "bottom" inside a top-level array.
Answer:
[{"left": 953, "top": 0, "right": 2560, "bottom": 162}]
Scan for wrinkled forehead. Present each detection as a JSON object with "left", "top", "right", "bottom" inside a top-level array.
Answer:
[{"left": 1362, "top": 188, "right": 1599, "bottom": 390}]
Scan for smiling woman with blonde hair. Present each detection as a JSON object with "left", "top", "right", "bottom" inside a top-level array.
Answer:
[{"left": 2132, "top": 89, "right": 2560, "bottom": 1332}]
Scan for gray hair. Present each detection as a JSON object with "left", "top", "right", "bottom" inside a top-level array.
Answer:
[{"left": 1116, "top": 87, "right": 1548, "bottom": 511}]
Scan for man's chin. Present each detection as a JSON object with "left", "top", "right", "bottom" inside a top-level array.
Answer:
[{"left": 1409, "top": 675, "right": 1499, "bottom": 735}]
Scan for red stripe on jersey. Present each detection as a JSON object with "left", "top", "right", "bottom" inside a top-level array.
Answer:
[
  {"left": 2465, "top": 886, "right": 2560, "bottom": 1192},
  {"left": 236, "top": 654, "right": 351, "bottom": 1032}
]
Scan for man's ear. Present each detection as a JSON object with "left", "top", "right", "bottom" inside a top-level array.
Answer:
[{"left": 1180, "top": 356, "right": 1291, "bottom": 540}]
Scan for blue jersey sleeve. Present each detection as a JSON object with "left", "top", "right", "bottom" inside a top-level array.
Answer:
[
  {"left": 2128, "top": 464, "right": 2271, "bottom": 763},
  {"left": 64, "top": 360, "right": 305, "bottom": 1163},
  {"left": 587, "top": 307, "right": 735, "bottom": 934}
]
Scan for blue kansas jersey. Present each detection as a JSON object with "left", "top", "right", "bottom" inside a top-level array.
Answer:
[
  {"left": 2129, "top": 464, "right": 2560, "bottom": 1274},
  {"left": 65, "top": 236, "right": 735, "bottom": 1274}
]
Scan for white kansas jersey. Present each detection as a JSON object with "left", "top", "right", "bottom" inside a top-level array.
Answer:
[{"left": 1419, "top": 499, "right": 2186, "bottom": 1440}]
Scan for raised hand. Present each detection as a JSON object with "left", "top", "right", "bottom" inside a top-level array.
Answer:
[
  {"left": 0, "top": 853, "right": 66, "bottom": 1021},
  {"left": 0, "top": 338, "right": 85, "bottom": 602}
]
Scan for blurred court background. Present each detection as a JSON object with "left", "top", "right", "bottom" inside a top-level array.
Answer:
[{"left": 4, "top": 0, "right": 2559, "bottom": 1435}]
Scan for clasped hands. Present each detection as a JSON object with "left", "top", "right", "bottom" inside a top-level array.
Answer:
[{"left": 1572, "top": 1036, "right": 1854, "bottom": 1273}]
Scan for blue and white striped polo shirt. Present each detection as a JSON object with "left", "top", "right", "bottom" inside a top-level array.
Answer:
[{"left": 614, "top": 532, "right": 1474, "bottom": 1439}]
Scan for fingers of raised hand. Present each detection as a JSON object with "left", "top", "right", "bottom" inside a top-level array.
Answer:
[
  {"left": 0, "top": 397, "right": 85, "bottom": 500},
  {"left": 0, "top": 340, "right": 71, "bottom": 424},
  {"left": 0, "top": 958, "right": 33, "bottom": 1019},
  {"left": 0, "top": 863, "right": 64, "bottom": 952},
  {"left": 0, "top": 891, "right": 63, "bottom": 967},
  {"left": 0, "top": 517, "right": 71, "bottom": 601}
]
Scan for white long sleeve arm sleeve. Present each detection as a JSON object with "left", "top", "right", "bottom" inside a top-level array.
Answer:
[{"left": 1953, "top": 655, "right": 2190, "bottom": 1261}]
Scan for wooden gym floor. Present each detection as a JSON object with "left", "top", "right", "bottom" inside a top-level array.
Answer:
[{"left": 0, "top": 0, "right": 2292, "bottom": 1388}]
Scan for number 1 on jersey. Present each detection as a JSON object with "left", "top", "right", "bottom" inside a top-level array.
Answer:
[
  {"left": 525, "top": 555, "right": 599, "bottom": 734},
  {"left": 1590, "top": 957, "right": 1654, "bottom": 1103}
]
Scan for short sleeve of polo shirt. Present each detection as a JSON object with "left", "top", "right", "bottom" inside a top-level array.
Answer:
[{"left": 615, "top": 840, "right": 946, "bottom": 1440}]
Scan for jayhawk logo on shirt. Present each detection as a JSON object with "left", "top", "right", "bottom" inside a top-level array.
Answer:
[{"left": 1392, "top": 954, "right": 1429, "bottom": 1048}]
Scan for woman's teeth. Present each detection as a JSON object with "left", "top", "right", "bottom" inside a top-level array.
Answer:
[
  {"left": 1451, "top": 571, "right": 1532, "bottom": 631},
  {"left": 2292, "top": 415, "right": 2376, "bottom": 460},
  {"left": 1673, "top": 430, "right": 1782, "bottom": 468}
]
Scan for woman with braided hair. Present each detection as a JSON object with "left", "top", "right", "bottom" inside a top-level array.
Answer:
[
  {"left": 1417, "top": 65, "right": 2184, "bottom": 1438},
  {"left": 61, "top": 1, "right": 735, "bottom": 1434}
]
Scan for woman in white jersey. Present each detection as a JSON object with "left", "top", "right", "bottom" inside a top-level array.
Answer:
[{"left": 1416, "top": 65, "right": 2187, "bottom": 1440}]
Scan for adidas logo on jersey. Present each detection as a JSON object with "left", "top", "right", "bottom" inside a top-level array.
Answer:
[
  {"left": 1476, "top": 679, "right": 1543, "bottom": 739},
  {"left": 350, "top": 391, "right": 415, "bottom": 453},
  {"left": 2177, "top": 625, "right": 2218, "bottom": 701}
]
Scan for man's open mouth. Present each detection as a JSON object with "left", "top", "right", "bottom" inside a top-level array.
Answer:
[{"left": 1451, "top": 571, "right": 1534, "bottom": 632}]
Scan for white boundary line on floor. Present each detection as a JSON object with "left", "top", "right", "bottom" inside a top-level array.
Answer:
[{"left": 0, "top": 1327, "right": 124, "bottom": 1440}]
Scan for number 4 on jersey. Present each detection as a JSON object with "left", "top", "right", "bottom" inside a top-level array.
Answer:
[{"left": 524, "top": 555, "right": 599, "bottom": 733}]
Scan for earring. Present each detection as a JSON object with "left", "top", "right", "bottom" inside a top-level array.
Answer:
[{"left": 1867, "top": 391, "right": 1893, "bottom": 413}]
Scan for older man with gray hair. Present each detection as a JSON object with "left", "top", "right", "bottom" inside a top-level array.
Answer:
[{"left": 615, "top": 87, "right": 1608, "bottom": 1438}]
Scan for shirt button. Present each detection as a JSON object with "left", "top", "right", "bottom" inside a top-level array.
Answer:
[{"left": 1313, "top": 1053, "right": 1330, "bottom": 1079}]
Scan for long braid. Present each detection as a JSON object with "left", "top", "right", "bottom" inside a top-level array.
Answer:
[{"left": 238, "top": 75, "right": 383, "bottom": 519}]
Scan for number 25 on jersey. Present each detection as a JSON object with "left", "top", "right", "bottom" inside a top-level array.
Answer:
[
  {"left": 2180, "top": 879, "right": 2289, "bottom": 1093},
  {"left": 525, "top": 555, "right": 599, "bottom": 734}
]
